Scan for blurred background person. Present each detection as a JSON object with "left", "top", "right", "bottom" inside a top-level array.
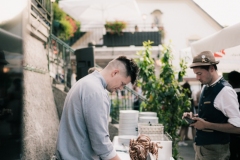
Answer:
[
  {"left": 228, "top": 70, "right": 240, "bottom": 160},
  {"left": 178, "top": 81, "right": 194, "bottom": 146}
]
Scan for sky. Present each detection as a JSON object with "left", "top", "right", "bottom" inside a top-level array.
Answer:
[{"left": 193, "top": 0, "right": 240, "bottom": 26}]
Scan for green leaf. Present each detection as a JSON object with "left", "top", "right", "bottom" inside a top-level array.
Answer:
[{"left": 135, "top": 41, "right": 191, "bottom": 160}]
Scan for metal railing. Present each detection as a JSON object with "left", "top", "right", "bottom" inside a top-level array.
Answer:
[
  {"left": 49, "top": 34, "right": 75, "bottom": 90},
  {"left": 109, "top": 86, "right": 147, "bottom": 123},
  {"left": 103, "top": 31, "right": 161, "bottom": 47},
  {"left": 74, "top": 23, "right": 163, "bottom": 48},
  {"left": 64, "top": 32, "right": 86, "bottom": 47},
  {"left": 31, "top": 0, "right": 52, "bottom": 26}
]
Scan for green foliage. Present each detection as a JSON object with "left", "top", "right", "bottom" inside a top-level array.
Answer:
[
  {"left": 110, "top": 99, "right": 121, "bottom": 123},
  {"left": 53, "top": 3, "right": 66, "bottom": 20},
  {"left": 105, "top": 21, "right": 127, "bottom": 35},
  {"left": 58, "top": 19, "right": 73, "bottom": 40},
  {"left": 53, "top": 2, "right": 80, "bottom": 41},
  {"left": 75, "top": 21, "right": 81, "bottom": 34},
  {"left": 135, "top": 41, "right": 191, "bottom": 159},
  {"left": 178, "top": 58, "right": 188, "bottom": 82},
  {"left": 135, "top": 41, "right": 156, "bottom": 99}
]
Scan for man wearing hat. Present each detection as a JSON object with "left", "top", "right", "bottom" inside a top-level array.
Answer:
[{"left": 182, "top": 51, "right": 240, "bottom": 160}]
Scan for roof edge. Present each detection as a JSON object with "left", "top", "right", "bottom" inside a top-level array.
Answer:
[{"left": 191, "top": 0, "right": 224, "bottom": 29}]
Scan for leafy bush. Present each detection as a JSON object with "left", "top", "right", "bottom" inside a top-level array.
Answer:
[
  {"left": 53, "top": 2, "right": 66, "bottom": 20},
  {"left": 136, "top": 41, "right": 191, "bottom": 159},
  {"left": 105, "top": 21, "right": 127, "bottom": 35},
  {"left": 58, "top": 19, "right": 74, "bottom": 40},
  {"left": 53, "top": 2, "right": 80, "bottom": 41}
]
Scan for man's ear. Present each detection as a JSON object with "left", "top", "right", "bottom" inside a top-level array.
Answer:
[
  {"left": 111, "top": 69, "right": 119, "bottom": 77},
  {"left": 209, "top": 65, "right": 214, "bottom": 72}
]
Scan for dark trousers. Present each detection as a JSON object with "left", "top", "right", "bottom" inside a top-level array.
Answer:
[{"left": 230, "top": 134, "right": 240, "bottom": 160}]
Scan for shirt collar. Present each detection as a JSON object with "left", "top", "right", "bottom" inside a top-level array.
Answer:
[
  {"left": 206, "top": 76, "right": 222, "bottom": 87},
  {"left": 92, "top": 70, "right": 107, "bottom": 89}
]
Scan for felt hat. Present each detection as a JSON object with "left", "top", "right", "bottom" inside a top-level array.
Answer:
[{"left": 190, "top": 51, "right": 219, "bottom": 68}]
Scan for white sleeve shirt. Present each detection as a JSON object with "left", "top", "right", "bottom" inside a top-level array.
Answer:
[{"left": 214, "top": 85, "right": 240, "bottom": 127}]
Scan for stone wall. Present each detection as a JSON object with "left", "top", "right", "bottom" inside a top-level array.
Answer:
[
  {"left": 19, "top": 2, "right": 119, "bottom": 159},
  {"left": 22, "top": 33, "right": 59, "bottom": 160}
]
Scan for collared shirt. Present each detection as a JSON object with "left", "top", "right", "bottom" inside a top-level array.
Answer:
[
  {"left": 203, "top": 76, "right": 240, "bottom": 127},
  {"left": 56, "top": 71, "right": 116, "bottom": 160}
]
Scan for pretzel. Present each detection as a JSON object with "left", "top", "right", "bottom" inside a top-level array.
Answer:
[{"left": 129, "top": 134, "right": 162, "bottom": 160}]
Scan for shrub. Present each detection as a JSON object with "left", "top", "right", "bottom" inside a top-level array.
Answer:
[
  {"left": 105, "top": 21, "right": 127, "bottom": 35},
  {"left": 136, "top": 41, "right": 191, "bottom": 159},
  {"left": 53, "top": 2, "right": 80, "bottom": 41}
]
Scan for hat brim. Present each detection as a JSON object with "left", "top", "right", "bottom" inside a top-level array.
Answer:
[{"left": 190, "top": 61, "right": 219, "bottom": 68}]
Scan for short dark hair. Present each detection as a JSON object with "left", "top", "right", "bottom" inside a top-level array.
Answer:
[
  {"left": 228, "top": 71, "right": 240, "bottom": 87},
  {"left": 191, "top": 64, "right": 217, "bottom": 71},
  {"left": 116, "top": 56, "right": 139, "bottom": 84}
]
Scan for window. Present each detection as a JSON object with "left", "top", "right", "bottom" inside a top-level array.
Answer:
[{"left": 151, "top": 10, "right": 163, "bottom": 28}]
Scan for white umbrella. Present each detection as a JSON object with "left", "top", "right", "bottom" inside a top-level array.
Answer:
[
  {"left": 191, "top": 22, "right": 240, "bottom": 72},
  {"left": 58, "top": 0, "right": 91, "bottom": 21},
  {"left": 59, "top": 0, "right": 142, "bottom": 23},
  {"left": 191, "top": 22, "right": 240, "bottom": 56}
]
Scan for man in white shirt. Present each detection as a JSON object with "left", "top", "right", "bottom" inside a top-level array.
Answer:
[{"left": 182, "top": 51, "right": 240, "bottom": 160}]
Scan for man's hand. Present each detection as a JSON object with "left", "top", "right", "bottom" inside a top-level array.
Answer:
[
  {"left": 190, "top": 117, "right": 208, "bottom": 130},
  {"left": 190, "top": 117, "right": 240, "bottom": 134}
]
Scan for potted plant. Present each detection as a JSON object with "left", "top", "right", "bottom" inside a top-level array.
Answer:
[
  {"left": 53, "top": 2, "right": 80, "bottom": 41},
  {"left": 104, "top": 21, "right": 127, "bottom": 35}
]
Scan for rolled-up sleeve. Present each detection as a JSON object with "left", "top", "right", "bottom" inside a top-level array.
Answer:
[
  {"left": 83, "top": 91, "right": 116, "bottom": 160},
  {"left": 215, "top": 86, "right": 240, "bottom": 127}
]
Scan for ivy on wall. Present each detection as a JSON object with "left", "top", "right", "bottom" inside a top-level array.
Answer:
[{"left": 136, "top": 41, "right": 191, "bottom": 159}]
